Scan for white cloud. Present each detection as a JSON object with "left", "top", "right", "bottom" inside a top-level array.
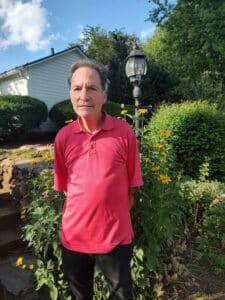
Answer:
[
  {"left": 0, "top": 0, "right": 57, "bottom": 51},
  {"left": 140, "top": 27, "right": 155, "bottom": 40},
  {"left": 77, "top": 24, "right": 84, "bottom": 40}
]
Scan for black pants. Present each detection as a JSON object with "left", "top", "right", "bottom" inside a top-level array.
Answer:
[{"left": 61, "top": 244, "right": 133, "bottom": 300}]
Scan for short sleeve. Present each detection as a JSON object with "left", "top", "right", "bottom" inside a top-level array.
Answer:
[
  {"left": 54, "top": 132, "right": 68, "bottom": 192},
  {"left": 126, "top": 125, "right": 143, "bottom": 187}
]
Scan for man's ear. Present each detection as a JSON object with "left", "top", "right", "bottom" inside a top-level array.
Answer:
[{"left": 103, "top": 91, "right": 107, "bottom": 104}]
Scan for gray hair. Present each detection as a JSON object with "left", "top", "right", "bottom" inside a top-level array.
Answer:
[{"left": 68, "top": 59, "right": 109, "bottom": 91}]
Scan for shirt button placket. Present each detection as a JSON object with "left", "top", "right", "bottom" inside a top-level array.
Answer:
[{"left": 89, "top": 140, "right": 96, "bottom": 155}]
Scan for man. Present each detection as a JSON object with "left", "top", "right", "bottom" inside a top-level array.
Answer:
[{"left": 54, "top": 59, "right": 143, "bottom": 300}]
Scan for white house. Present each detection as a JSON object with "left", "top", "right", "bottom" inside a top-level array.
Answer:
[{"left": 0, "top": 47, "right": 87, "bottom": 131}]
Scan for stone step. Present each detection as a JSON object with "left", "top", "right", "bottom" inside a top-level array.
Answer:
[
  {"left": 0, "top": 207, "right": 20, "bottom": 231},
  {"left": 0, "top": 228, "right": 25, "bottom": 258},
  {"left": 0, "top": 193, "right": 14, "bottom": 208},
  {"left": 0, "top": 192, "right": 21, "bottom": 231},
  {"left": 0, "top": 252, "right": 39, "bottom": 300}
]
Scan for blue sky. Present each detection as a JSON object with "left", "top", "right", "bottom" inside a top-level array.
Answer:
[{"left": 0, "top": 0, "right": 158, "bottom": 74}]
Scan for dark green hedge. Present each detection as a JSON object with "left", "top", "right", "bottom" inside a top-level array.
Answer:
[
  {"left": 49, "top": 100, "right": 134, "bottom": 127},
  {"left": 0, "top": 95, "right": 48, "bottom": 139},
  {"left": 49, "top": 100, "right": 74, "bottom": 127},
  {"left": 147, "top": 100, "right": 225, "bottom": 181}
]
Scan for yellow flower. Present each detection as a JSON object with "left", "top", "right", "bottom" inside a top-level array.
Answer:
[
  {"left": 151, "top": 165, "right": 160, "bottom": 172},
  {"left": 16, "top": 257, "right": 23, "bottom": 266},
  {"left": 153, "top": 143, "right": 163, "bottom": 149},
  {"left": 159, "top": 174, "right": 172, "bottom": 184},
  {"left": 120, "top": 109, "right": 128, "bottom": 115},
  {"left": 43, "top": 157, "right": 53, "bottom": 162},
  {"left": 209, "top": 198, "right": 219, "bottom": 207},
  {"left": 21, "top": 206, "right": 27, "bottom": 213},
  {"left": 160, "top": 130, "right": 172, "bottom": 137},
  {"left": 138, "top": 108, "right": 148, "bottom": 114},
  {"left": 29, "top": 264, "right": 35, "bottom": 270},
  {"left": 31, "top": 159, "right": 38, "bottom": 165},
  {"left": 20, "top": 206, "right": 27, "bottom": 219},
  {"left": 21, "top": 264, "right": 27, "bottom": 270},
  {"left": 65, "top": 119, "right": 73, "bottom": 124}
]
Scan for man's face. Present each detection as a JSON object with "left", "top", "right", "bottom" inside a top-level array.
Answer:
[{"left": 70, "top": 67, "right": 107, "bottom": 119}]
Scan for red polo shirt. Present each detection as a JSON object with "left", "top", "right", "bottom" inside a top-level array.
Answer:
[{"left": 54, "top": 113, "right": 143, "bottom": 253}]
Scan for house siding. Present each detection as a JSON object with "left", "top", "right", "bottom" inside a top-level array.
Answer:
[
  {"left": 28, "top": 51, "right": 83, "bottom": 110},
  {"left": 0, "top": 47, "right": 87, "bottom": 132},
  {"left": 0, "top": 72, "right": 28, "bottom": 96}
]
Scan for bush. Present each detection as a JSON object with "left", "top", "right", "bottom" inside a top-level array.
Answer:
[
  {"left": 147, "top": 100, "right": 225, "bottom": 181},
  {"left": 49, "top": 99, "right": 134, "bottom": 127},
  {"left": 197, "top": 194, "right": 225, "bottom": 271},
  {"left": 22, "top": 169, "right": 68, "bottom": 300},
  {"left": 179, "top": 179, "right": 225, "bottom": 227},
  {"left": 49, "top": 100, "right": 75, "bottom": 128},
  {"left": 0, "top": 95, "right": 48, "bottom": 139}
]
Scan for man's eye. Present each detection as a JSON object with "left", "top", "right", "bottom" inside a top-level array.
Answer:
[
  {"left": 73, "top": 87, "right": 80, "bottom": 91},
  {"left": 89, "top": 87, "right": 97, "bottom": 91}
]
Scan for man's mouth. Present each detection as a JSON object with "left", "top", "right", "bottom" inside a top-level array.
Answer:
[{"left": 78, "top": 105, "right": 93, "bottom": 108}]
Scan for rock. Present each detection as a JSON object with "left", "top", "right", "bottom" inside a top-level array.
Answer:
[{"left": 0, "top": 254, "right": 37, "bottom": 298}]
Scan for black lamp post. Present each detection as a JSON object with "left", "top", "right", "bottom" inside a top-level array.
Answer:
[{"left": 125, "top": 43, "right": 147, "bottom": 136}]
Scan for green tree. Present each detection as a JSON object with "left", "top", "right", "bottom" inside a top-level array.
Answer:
[
  {"left": 143, "top": 28, "right": 178, "bottom": 103},
  {"left": 146, "top": 0, "right": 225, "bottom": 103},
  {"left": 147, "top": 0, "right": 175, "bottom": 25}
]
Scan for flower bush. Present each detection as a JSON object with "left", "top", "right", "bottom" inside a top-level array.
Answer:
[
  {"left": 147, "top": 100, "right": 225, "bottom": 181},
  {"left": 22, "top": 169, "right": 69, "bottom": 300}
]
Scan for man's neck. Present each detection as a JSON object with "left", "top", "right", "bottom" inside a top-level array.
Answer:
[{"left": 80, "top": 113, "right": 104, "bottom": 134}]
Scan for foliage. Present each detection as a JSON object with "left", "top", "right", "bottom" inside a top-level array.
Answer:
[
  {"left": 49, "top": 99, "right": 133, "bottom": 127},
  {"left": 49, "top": 99, "right": 74, "bottom": 127},
  {"left": 147, "top": 100, "right": 225, "bottom": 180},
  {"left": 0, "top": 95, "right": 48, "bottom": 139},
  {"left": 143, "top": 28, "right": 177, "bottom": 104},
  {"left": 145, "top": 1, "right": 225, "bottom": 102},
  {"left": 163, "top": 1, "right": 225, "bottom": 78},
  {"left": 147, "top": 0, "right": 175, "bottom": 25},
  {"left": 22, "top": 169, "right": 69, "bottom": 300},
  {"left": 197, "top": 194, "right": 225, "bottom": 271},
  {"left": 179, "top": 179, "right": 225, "bottom": 228},
  {"left": 119, "top": 110, "right": 187, "bottom": 298},
  {"left": 134, "top": 124, "right": 184, "bottom": 268}
]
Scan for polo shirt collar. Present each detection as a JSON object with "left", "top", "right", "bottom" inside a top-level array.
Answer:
[{"left": 72, "top": 112, "right": 114, "bottom": 134}]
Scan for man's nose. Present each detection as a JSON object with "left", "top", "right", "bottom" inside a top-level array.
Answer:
[{"left": 80, "top": 88, "right": 89, "bottom": 101}]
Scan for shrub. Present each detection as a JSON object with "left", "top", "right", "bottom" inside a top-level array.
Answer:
[
  {"left": 197, "top": 194, "right": 225, "bottom": 271},
  {"left": 49, "top": 100, "right": 75, "bottom": 128},
  {"left": 0, "top": 95, "right": 48, "bottom": 139},
  {"left": 49, "top": 99, "right": 134, "bottom": 127},
  {"left": 147, "top": 100, "right": 225, "bottom": 181},
  {"left": 128, "top": 116, "right": 187, "bottom": 298},
  {"left": 179, "top": 179, "right": 225, "bottom": 227},
  {"left": 22, "top": 169, "right": 69, "bottom": 300}
]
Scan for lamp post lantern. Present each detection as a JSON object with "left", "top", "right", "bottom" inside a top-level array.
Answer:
[{"left": 125, "top": 42, "right": 147, "bottom": 136}]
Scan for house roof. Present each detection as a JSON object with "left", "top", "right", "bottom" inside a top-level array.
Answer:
[{"left": 0, "top": 46, "right": 87, "bottom": 79}]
